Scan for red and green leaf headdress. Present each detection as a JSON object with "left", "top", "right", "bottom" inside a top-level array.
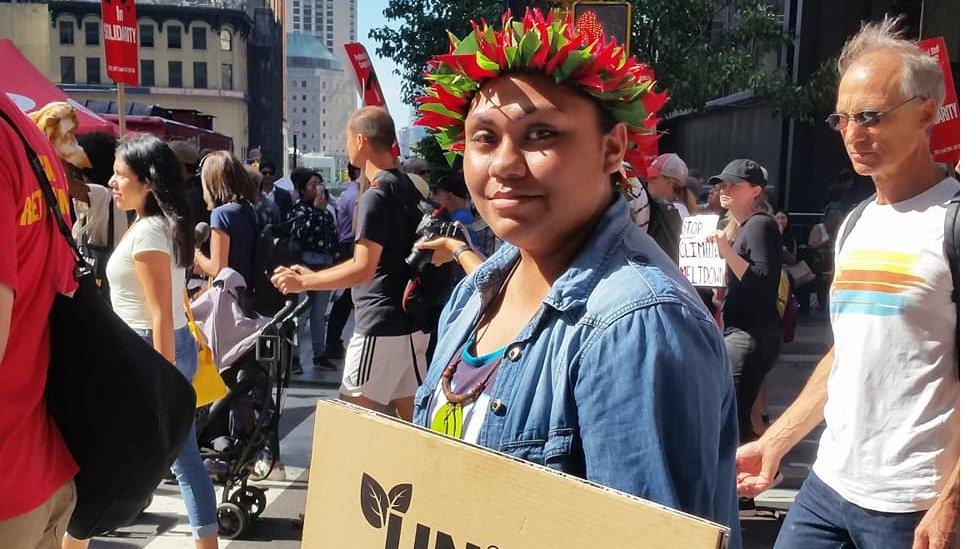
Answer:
[{"left": 415, "top": 8, "right": 668, "bottom": 172}]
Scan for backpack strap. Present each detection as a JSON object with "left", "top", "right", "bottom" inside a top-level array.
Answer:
[
  {"left": 836, "top": 194, "right": 874, "bottom": 256},
  {"left": 944, "top": 193, "right": 959, "bottom": 304},
  {"left": 944, "top": 192, "right": 960, "bottom": 376}
]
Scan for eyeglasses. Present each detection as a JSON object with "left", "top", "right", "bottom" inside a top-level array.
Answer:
[
  {"left": 260, "top": 170, "right": 273, "bottom": 176},
  {"left": 825, "top": 96, "right": 922, "bottom": 132}
]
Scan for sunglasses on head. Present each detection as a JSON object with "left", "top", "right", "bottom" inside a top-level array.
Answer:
[{"left": 825, "top": 96, "right": 922, "bottom": 132}]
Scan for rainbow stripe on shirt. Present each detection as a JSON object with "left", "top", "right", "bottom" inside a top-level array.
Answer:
[{"left": 830, "top": 250, "right": 924, "bottom": 316}]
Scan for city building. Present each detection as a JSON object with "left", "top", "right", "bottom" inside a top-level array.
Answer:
[
  {"left": 1, "top": 0, "right": 287, "bottom": 164},
  {"left": 287, "top": 0, "right": 356, "bottom": 55},
  {"left": 286, "top": 32, "right": 356, "bottom": 164},
  {"left": 44, "top": 0, "right": 252, "bottom": 152},
  {"left": 398, "top": 124, "right": 427, "bottom": 159}
]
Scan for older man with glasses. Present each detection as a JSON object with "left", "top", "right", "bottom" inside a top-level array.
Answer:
[{"left": 735, "top": 16, "right": 960, "bottom": 549}]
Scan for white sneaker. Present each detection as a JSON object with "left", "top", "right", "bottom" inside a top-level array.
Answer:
[{"left": 251, "top": 458, "right": 286, "bottom": 481}]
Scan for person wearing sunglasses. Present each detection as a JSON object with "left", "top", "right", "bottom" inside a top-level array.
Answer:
[{"left": 736, "top": 16, "right": 960, "bottom": 549}]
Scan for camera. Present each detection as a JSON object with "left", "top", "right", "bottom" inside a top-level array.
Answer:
[{"left": 405, "top": 204, "right": 461, "bottom": 272}]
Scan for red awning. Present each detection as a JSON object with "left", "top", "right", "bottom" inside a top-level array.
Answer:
[
  {"left": 101, "top": 114, "right": 234, "bottom": 152},
  {"left": 0, "top": 39, "right": 118, "bottom": 135}
]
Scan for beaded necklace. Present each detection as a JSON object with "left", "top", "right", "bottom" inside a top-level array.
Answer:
[{"left": 430, "top": 259, "right": 519, "bottom": 438}]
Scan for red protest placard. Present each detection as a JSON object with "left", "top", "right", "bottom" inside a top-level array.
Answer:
[
  {"left": 918, "top": 37, "right": 959, "bottom": 164},
  {"left": 101, "top": 0, "right": 138, "bottom": 86},
  {"left": 343, "top": 42, "right": 400, "bottom": 156},
  {"left": 344, "top": 42, "right": 389, "bottom": 109}
]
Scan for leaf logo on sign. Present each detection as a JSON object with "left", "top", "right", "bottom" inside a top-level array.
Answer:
[{"left": 360, "top": 473, "right": 413, "bottom": 529}]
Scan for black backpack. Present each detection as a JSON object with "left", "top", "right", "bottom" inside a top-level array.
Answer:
[
  {"left": 635, "top": 178, "right": 682, "bottom": 263},
  {"left": 250, "top": 209, "right": 303, "bottom": 317},
  {"left": 374, "top": 172, "right": 454, "bottom": 332},
  {"left": 837, "top": 192, "right": 960, "bottom": 371}
]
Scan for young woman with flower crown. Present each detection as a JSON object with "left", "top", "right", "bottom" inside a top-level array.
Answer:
[{"left": 411, "top": 10, "right": 741, "bottom": 545}]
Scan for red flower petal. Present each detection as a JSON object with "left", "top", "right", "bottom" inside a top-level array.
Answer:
[
  {"left": 545, "top": 33, "right": 584, "bottom": 75},
  {"left": 415, "top": 111, "right": 463, "bottom": 130},
  {"left": 433, "top": 54, "right": 499, "bottom": 80}
]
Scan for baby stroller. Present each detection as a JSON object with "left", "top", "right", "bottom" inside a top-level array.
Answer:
[{"left": 189, "top": 269, "right": 309, "bottom": 539}]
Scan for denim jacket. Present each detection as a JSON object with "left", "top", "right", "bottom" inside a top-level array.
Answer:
[{"left": 414, "top": 197, "right": 741, "bottom": 547}]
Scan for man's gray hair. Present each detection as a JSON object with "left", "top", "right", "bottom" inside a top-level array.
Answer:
[
  {"left": 837, "top": 15, "right": 945, "bottom": 106},
  {"left": 402, "top": 156, "right": 429, "bottom": 174}
]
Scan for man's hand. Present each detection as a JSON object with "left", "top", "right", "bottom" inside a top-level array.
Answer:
[
  {"left": 271, "top": 265, "right": 313, "bottom": 294},
  {"left": 736, "top": 439, "right": 784, "bottom": 498},
  {"left": 416, "top": 236, "right": 465, "bottom": 267},
  {"left": 913, "top": 490, "right": 960, "bottom": 549}
]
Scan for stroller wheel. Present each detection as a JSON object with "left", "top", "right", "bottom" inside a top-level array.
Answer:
[
  {"left": 216, "top": 502, "right": 248, "bottom": 539},
  {"left": 231, "top": 486, "right": 268, "bottom": 519}
]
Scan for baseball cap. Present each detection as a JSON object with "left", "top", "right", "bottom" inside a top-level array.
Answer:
[
  {"left": 646, "top": 153, "right": 688, "bottom": 183},
  {"left": 407, "top": 172, "right": 431, "bottom": 199},
  {"left": 430, "top": 173, "right": 469, "bottom": 199},
  {"left": 168, "top": 140, "right": 199, "bottom": 167},
  {"left": 708, "top": 159, "right": 767, "bottom": 187}
]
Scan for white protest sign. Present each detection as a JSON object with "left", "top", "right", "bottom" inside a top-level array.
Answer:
[{"left": 679, "top": 215, "right": 727, "bottom": 288}]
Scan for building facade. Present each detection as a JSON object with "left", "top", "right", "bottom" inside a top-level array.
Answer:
[
  {"left": 287, "top": 0, "right": 355, "bottom": 55},
  {"left": 44, "top": 0, "right": 251, "bottom": 152},
  {"left": 286, "top": 33, "right": 355, "bottom": 164}
]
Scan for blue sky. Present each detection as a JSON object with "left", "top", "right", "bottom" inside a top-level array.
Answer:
[{"left": 356, "top": 0, "right": 411, "bottom": 130}]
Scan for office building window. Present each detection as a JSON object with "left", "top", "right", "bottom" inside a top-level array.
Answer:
[
  {"left": 169, "top": 60, "right": 183, "bottom": 87},
  {"left": 220, "top": 29, "right": 232, "bottom": 51},
  {"left": 59, "top": 21, "right": 74, "bottom": 45},
  {"left": 302, "top": 94, "right": 306, "bottom": 100},
  {"left": 86, "top": 57, "right": 100, "bottom": 84},
  {"left": 302, "top": 107, "right": 306, "bottom": 113},
  {"left": 192, "top": 27, "right": 207, "bottom": 50},
  {"left": 60, "top": 57, "right": 75, "bottom": 84},
  {"left": 302, "top": 120, "right": 307, "bottom": 126},
  {"left": 85, "top": 21, "right": 99, "bottom": 45},
  {"left": 140, "top": 24, "right": 154, "bottom": 47},
  {"left": 167, "top": 25, "right": 181, "bottom": 48},
  {"left": 193, "top": 62, "right": 207, "bottom": 88},
  {"left": 221, "top": 63, "right": 233, "bottom": 89},
  {"left": 140, "top": 59, "right": 154, "bottom": 86},
  {"left": 301, "top": 81, "right": 307, "bottom": 88}
]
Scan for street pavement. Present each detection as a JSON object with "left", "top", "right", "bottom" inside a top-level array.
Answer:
[{"left": 86, "top": 310, "right": 832, "bottom": 548}]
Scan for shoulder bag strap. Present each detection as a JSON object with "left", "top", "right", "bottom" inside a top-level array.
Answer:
[{"left": 107, "top": 191, "right": 117, "bottom": 248}]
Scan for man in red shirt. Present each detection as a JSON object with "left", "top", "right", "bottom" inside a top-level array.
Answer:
[{"left": 0, "top": 93, "right": 81, "bottom": 547}]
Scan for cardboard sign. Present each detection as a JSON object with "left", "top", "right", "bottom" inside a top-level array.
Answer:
[
  {"left": 678, "top": 215, "right": 726, "bottom": 288},
  {"left": 100, "top": 0, "right": 138, "bottom": 85},
  {"left": 918, "top": 37, "right": 959, "bottom": 164},
  {"left": 303, "top": 400, "right": 728, "bottom": 549}
]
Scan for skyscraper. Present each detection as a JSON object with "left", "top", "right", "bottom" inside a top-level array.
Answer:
[{"left": 289, "top": 0, "right": 356, "bottom": 54}]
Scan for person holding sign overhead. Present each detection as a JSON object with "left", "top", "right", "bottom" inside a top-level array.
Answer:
[
  {"left": 706, "top": 159, "right": 783, "bottom": 444},
  {"left": 410, "top": 10, "right": 741, "bottom": 547}
]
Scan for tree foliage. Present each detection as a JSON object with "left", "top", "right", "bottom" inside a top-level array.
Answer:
[{"left": 370, "top": 0, "right": 835, "bottom": 167}]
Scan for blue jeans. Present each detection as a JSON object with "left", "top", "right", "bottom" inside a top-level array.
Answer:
[
  {"left": 300, "top": 253, "right": 334, "bottom": 358},
  {"left": 134, "top": 325, "right": 218, "bottom": 539},
  {"left": 775, "top": 473, "right": 925, "bottom": 548}
]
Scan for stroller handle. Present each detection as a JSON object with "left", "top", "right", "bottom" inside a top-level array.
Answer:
[{"left": 269, "top": 296, "right": 312, "bottom": 326}]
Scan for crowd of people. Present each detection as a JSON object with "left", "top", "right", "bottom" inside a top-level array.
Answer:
[{"left": 0, "top": 10, "right": 960, "bottom": 549}]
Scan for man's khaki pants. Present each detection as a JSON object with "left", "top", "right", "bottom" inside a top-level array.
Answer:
[{"left": 0, "top": 480, "right": 76, "bottom": 549}]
